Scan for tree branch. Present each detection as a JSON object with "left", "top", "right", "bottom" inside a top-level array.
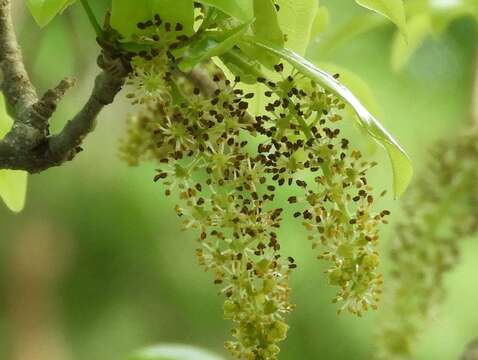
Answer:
[
  {"left": 0, "top": 0, "right": 131, "bottom": 173},
  {"left": 0, "top": 0, "right": 37, "bottom": 121}
]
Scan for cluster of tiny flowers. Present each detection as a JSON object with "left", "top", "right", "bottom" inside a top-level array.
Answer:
[
  {"left": 119, "top": 17, "right": 389, "bottom": 356},
  {"left": 250, "top": 70, "right": 389, "bottom": 316},
  {"left": 377, "top": 132, "right": 478, "bottom": 359},
  {"left": 124, "top": 14, "right": 189, "bottom": 105}
]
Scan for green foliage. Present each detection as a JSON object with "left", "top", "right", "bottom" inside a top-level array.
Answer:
[
  {"left": 111, "top": 0, "right": 194, "bottom": 38},
  {"left": 391, "top": 14, "right": 431, "bottom": 71},
  {"left": 252, "top": 0, "right": 283, "bottom": 48},
  {"left": 179, "top": 21, "right": 252, "bottom": 72},
  {"left": 275, "top": 0, "right": 319, "bottom": 55},
  {"left": 355, "top": 0, "right": 407, "bottom": 37},
  {"left": 0, "top": 94, "right": 27, "bottom": 213},
  {"left": 129, "top": 344, "right": 224, "bottom": 360},
  {"left": 310, "top": 6, "right": 330, "bottom": 39},
  {"left": 25, "top": 0, "right": 75, "bottom": 27},
  {"left": 319, "top": 0, "right": 478, "bottom": 71},
  {"left": 198, "top": 0, "right": 253, "bottom": 22},
  {"left": 377, "top": 132, "right": 478, "bottom": 359},
  {"left": 316, "top": 14, "right": 387, "bottom": 59}
]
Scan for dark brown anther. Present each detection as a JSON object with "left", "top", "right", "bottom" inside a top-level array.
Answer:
[
  {"left": 288, "top": 196, "right": 297, "bottom": 204},
  {"left": 274, "top": 63, "right": 284, "bottom": 72}
]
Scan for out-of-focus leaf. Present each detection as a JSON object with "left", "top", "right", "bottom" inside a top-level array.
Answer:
[
  {"left": 276, "top": 0, "right": 319, "bottom": 55},
  {"left": 310, "top": 6, "right": 330, "bottom": 38},
  {"left": 26, "top": 0, "right": 75, "bottom": 27},
  {"left": 178, "top": 21, "right": 252, "bottom": 71},
  {"left": 111, "top": 0, "right": 194, "bottom": 38},
  {"left": 316, "top": 14, "right": 386, "bottom": 58},
  {"left": 198, "top": 0, "right": 253, "bottom": 22},
  {"left": 253, "top": 0, "right": 283, "bottom": 46},
  {"left": 391, "top": 14, "right": 431, "bottom": 71},
  {"left": 129, "top": 344, "right": 225, "bottom": 360},
  {"left": 356, "top": 0, "right": 407, "bottom": 37},
  {"left": 0, "top": 94, "right": 27, "bottom": 212},
  {"left": 248, "top": 40, "right": 413, "bottom": 198},
  {"left": 429, "top": 0, "right": 476, "bottom": 35}
]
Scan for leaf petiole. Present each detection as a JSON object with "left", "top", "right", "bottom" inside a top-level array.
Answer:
[{"left": 79, "top": 0, "right": 103, "bottom": 38}]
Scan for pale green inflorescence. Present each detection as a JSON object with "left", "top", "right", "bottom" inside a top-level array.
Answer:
[
  {"left": 377, "top": 132, "right": 478, "bottom": 359},
  {"left": 118, "top": 13, "right": 390, "bottom": 360}
]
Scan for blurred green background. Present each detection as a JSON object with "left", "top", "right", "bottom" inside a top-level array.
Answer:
[{"left": 1, "top": 1, "right": 478, "bottom": 359}]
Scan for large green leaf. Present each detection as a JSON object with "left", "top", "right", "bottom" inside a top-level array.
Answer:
[
  {"left": 178, "top": 21, "right": 252, "bottom": 72},
  {"left": 315, "top": 14, "right": 386, "bottom": 58},
  {"left": 276, "top": 0, "right": 319, "bottom": 55},
  {"left": 247, "top": 40, "right": 413, "bottom": 198},
  {"left": 129, "top": 344, "right": 225, "bottom": 360},
  {"left": 151, "top": 0, "right": 194, "bottom": 34},
  {"left": 253, "top": 0, "right": 283, "bottom": 47},
  {"left": 26, "top": 0, "right": 75, "bottom": 27},
  {"left": 391, "top": 14, "right": 431, "bottom": 71},
  {"left": 198, "top": 0, "right": 253, "bottom": 22},
  {"left": 310, "top": 6, "right": 330, "bottom": 39},
  {"left": 356, "top": 0, "right": 407, "bottom": 37},
  {"left": 111, "top": 0, "right": 194, "bottom": 38},
  {"left": 0, "top": 94, "right": 27, "bottom": 212}
]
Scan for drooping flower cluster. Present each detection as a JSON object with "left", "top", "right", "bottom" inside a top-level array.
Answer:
[
  {"left": 377, "top": 132, "right": 478, "bottom": 359},
  {"left": 119, "top": 17, "right": 389, "bottom": 359}
]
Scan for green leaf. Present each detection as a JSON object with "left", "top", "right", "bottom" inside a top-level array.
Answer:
[
  {"left": 151, "top": 0, "right": 194, "bottom": 34},
  {"left": 253, "top": 0, "right": 283, "bottom": 47},
  {"left": 276, "top": 0, "right": 319, "bottom": 55},
  {"left": 0, "top": 94, "right": 27, "bottom": 212},
  {"left": 316, "top": 14, "right": 386, "bottom": 58},
  {"left": 26, "top": 0, "right": 75, "bottom": 27},
  {"left": 178, "top": 22, "right": 252, "bottom": 72},
  {"left": 310, "top": 6, "right": 330, "bottom": 39},
  {"left": 356, "top": 0, "right": 407, "bottom": 37},
  {"left": 427, "top": 0, "right": 476, "bottom": 35},
  {"left": 111, "top": 0, "right": 151, "bottom": 38},
  {"left": 129, "top": 344, "right": 225, "bottom": 360},
  {"left": 216, "top": 49, "right": 264, "bottom": 84},
  {"left": 111, "top": 0, "right": 194, "bottom": 38},
  {"left": 391, "top": 14, "right": 431, "bottom": 71},
  {"left": 198, "top": 0, "right": 253, "bottom": 22},
  {"left": 248, "top": 40, "right": 413, "bottom": 198}
]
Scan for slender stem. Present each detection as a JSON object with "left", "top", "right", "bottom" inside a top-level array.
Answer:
[{"left": 79, "top": 0, "right": 103, "bottom": 38}]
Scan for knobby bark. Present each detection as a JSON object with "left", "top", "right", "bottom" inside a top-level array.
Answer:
[{"left": 0, "top": 0, "right": 130, "bottom": 173}]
